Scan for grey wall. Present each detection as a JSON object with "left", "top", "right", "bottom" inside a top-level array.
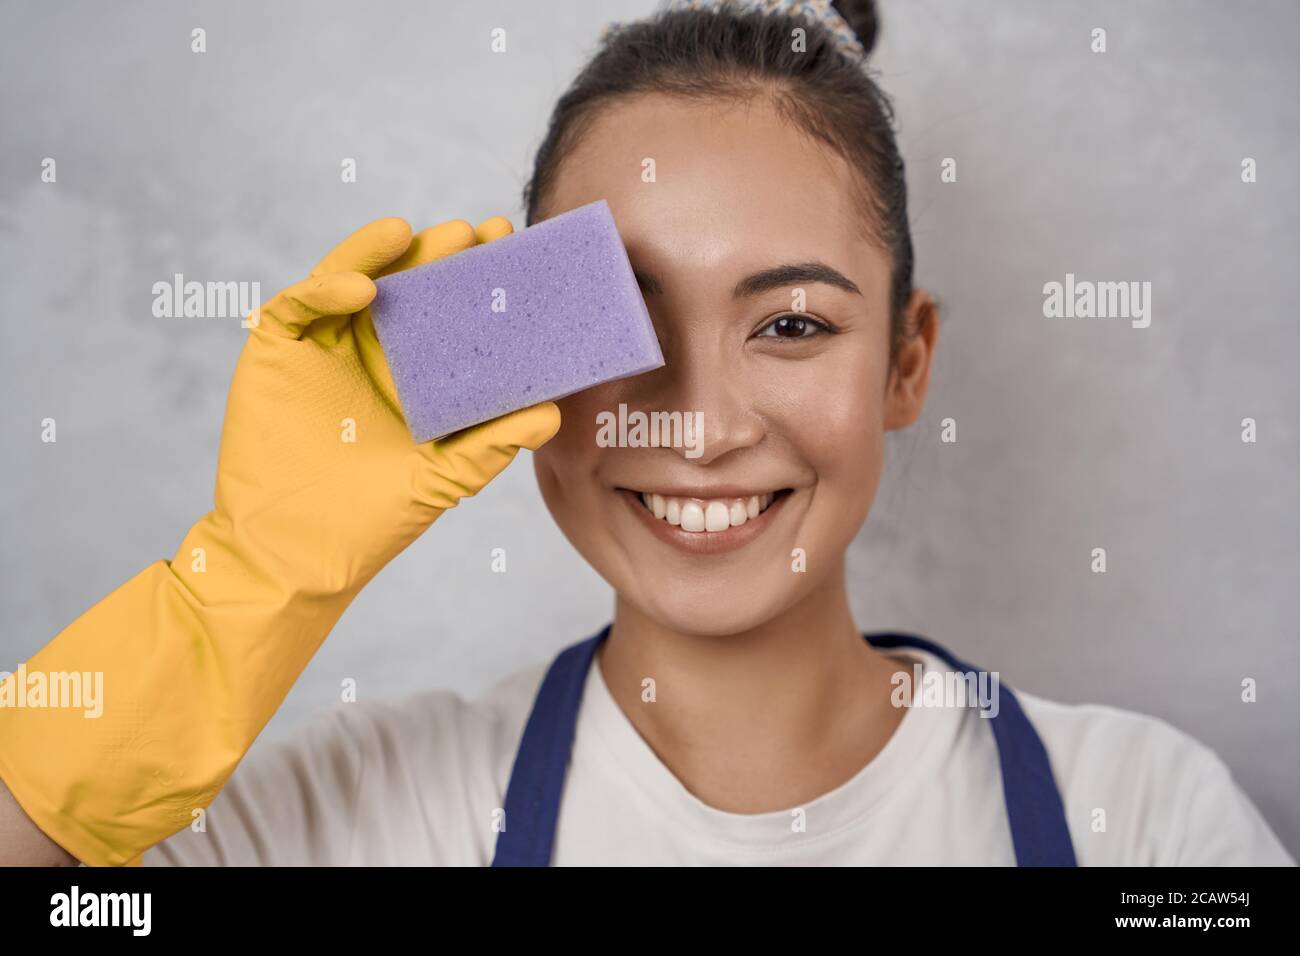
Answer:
[{"left": 2, "top": 0, "right": 1296, "bottom": 855}]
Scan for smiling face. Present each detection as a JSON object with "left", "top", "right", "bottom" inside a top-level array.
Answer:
[{"left": 533, "top": 92, "right": 931, "bottom": 637}]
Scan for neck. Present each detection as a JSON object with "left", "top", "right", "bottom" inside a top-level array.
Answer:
[{"left": 599, "top": 561, "right": 908, "bottom": 813}]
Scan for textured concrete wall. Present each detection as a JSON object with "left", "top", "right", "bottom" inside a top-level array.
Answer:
[{"left": 1, "top": 0, "right": 1295, "bottom": 853}]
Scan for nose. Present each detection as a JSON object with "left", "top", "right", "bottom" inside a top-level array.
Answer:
[{"left": 634, "top": 337, "right": 765, "bottom": 465}]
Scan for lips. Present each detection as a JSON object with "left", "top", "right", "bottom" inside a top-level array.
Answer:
[
  {"left": 634, "top": 491, "right": 777, "bottom": 532},
  {"left": 617, "top": 486, "right": 792, "bottom": 556}
]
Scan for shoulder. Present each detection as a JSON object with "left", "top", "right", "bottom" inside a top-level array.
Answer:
[
  {"left": 1015, "top": 691, "right": 1294, "bottom": 865},
  {"left": 329, "top": 657, "right": 551, "bottom": 793}
]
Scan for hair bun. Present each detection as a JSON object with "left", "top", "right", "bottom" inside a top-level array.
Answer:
[{"left": 831, "top": 0, "right": 880, "bottom": 57}]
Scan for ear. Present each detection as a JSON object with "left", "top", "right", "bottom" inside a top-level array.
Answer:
[{"left": 883, "top": 288, "right": 939, "bottom": 431}]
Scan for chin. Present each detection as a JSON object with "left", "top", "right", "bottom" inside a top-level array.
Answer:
[{"left": 618, "top": 572, "right": 807, "bottom": 638}]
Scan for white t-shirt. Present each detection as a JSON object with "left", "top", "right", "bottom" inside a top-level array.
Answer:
[{"left": 142, "top": 644, "right": 1294, "bottom": 866}]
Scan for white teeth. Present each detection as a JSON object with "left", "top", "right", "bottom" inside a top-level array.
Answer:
[
  {"left": 635, "top": 490, "right": 781, "bottom": 533},
  {"left": 704, "top": 501, "right": 730, "bottom": 532},
  {"left": 680, "top": 501, "right": 706, "bottom": 532}
]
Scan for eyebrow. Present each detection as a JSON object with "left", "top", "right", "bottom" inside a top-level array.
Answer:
[{"left": 633, "top": 261, "right": 862, "bottom": 298}]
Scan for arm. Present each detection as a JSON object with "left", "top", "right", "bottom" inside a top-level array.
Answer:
[
  {"left": 0, "top": 216, "right": 559, "bottom": 867},
  {"left": 143, "top": 685, "right": 505, "bottom": 867},
  {"left": 0, "top": 779, "right": 76, "bottom": 866},
  {"left": 144, "top": 706, "right": 367, "bottom": 867}
]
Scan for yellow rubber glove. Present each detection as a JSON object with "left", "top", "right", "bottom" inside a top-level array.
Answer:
[{"left": 0, "top": 216, "right": 560, "bottom": 866}]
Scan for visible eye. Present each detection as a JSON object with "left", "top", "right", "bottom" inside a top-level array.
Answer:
[{"left": 754, "top": 313, "right": 833, "bottom": 340}]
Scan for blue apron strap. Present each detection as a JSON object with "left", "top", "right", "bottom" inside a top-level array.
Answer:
[
  {"left": 867, "top": 632, "right": 1078, "bottom": 866},
  {"left": 492, "top": 626, "right": 1077, "bottom": 867},
  {"left": 491, "top": 626, "right": 609, "bottom": 867}
]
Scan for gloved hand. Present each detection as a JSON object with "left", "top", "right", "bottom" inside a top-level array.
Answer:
[{"left": 0, "top": 216, "right": 560, "bottom": 866}]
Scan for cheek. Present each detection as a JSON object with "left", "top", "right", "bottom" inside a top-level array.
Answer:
[
  {"left": 766, "top": 342, "right": 888, "bottom": 540},
  {"left": 533, "top": 371, "right": 654, "bottom": 487},
  {"left": 532, "top": 385, "right": 615, "bottom": 529},
  {"left": 771, "top": 339, "right": 886, "bottom": 459},
  {"left": 539, "top": 393, "right": 596, "bottom": 463}
]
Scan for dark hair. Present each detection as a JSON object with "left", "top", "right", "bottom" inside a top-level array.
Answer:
[{"left": 522, "top": 0, "right": 915, "bottom": 363}]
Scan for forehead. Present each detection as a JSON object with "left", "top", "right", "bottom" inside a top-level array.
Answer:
[{"left": 540, "top": 92, "right": 883, "bottom": 292}]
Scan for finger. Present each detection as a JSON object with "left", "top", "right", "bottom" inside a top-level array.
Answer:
[
  {"left": 375, "top": 219, "right": 477, "bottom": 278},
  {"left": 464, "top": 401, "right": 562, "bottom": 452},
  {"left": 256, "top": 271, "right": 377, "bottom": 339},
  {"left": 309, "top": 217, "right": 412, "bottom": 279},
  {"left": 474, "top": 216, "right": 514, "bottom": 244},
  {"left": 414, "top": 402, "right": 563, "bottom": 510}
]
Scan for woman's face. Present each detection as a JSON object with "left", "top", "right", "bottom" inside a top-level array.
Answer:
[{"left": 533, "top": 92, "right": 931, "bottom": 637}]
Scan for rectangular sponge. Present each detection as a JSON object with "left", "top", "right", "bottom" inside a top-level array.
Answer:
[{"left": 369, "top": 199, "right": 664, "bottom": 442}]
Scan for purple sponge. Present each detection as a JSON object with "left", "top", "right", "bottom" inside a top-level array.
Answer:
[{"left": 369, "top": 199, "right": 664, "bottom": 442}]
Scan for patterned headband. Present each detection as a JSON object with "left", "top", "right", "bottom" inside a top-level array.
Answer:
[{"left": 602, "top": 0, "right": 869, "bottom": 63}]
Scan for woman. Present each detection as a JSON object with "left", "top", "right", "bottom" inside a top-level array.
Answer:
[{"left": 0, "top": 0, "right": 1291, "bottom": 866}]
